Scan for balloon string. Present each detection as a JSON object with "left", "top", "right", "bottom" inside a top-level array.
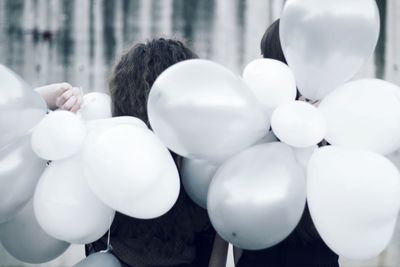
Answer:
[
  {"left": 100, "top": 215, "right": 114, "bottom": 253},
  {"left": 107, "top": 226, "right": 112, "bottom": 250}
]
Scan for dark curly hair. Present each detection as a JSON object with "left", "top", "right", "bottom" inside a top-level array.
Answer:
[
  {"left": 110, "top": 38, "right": 198, "bottom": 126},
  {"left": 90, "top": 38, "right": 212, "bottom": 266}
]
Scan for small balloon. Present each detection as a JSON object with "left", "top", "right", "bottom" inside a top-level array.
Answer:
[
  {"left": 242, "top": 59, "right": 297, "bottom": 114},
  {"left": 31, "top": 110, "right": 87, "bottom": 160},
  {"left": 148, "top": 59, "right": 269, "bottom": 163},
  {"left": 0, "top": 200, "right": 70, "bottom": 264},
  {"left": 319, "top": 79, "right": 400, "bottom": 155},
  {"left": 73, "top": 252, "right": 121, "bottom": 267},
  {"left": 0, "top": 134, "right": 46, "bottom": 223},
  {"left": 181, "top": 158, "right": 218, "bottom": 209},
  {"left": 0, "top": 65, "right": 47, "bottom": 149},
  {"left": 208, "top": 142, "right": 306, "bottom": 250},
  {"left": 34, "top": 157, "right": 115, "bottom": 244},
  {"left": 271, "top": 101, "right": 326, "bottom": 148},
  {"left": 307, "top": 146, "right": 400, "bottom": 259},
  {"left": 83, "top": 124, "right": 180, "bottom": 219},
  {"left": 79, "top": 92, "right": 112, "bottom": 121},
  {"left": 280, "top": 0, "right": 380, "bottom": 100}
]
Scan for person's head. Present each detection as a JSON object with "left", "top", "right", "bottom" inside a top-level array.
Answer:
[
  {"left": 260, "top": 19, "right": 287, "bottom": 64},
  {"left": 110, "top": 38, "right": 198, "bottom": 125}
]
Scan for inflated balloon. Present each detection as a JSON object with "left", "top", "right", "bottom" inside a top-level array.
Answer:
[
  {"left": 31, "top": 110, "right": 87, "bottom": 160},
  {"left": 181, "top": 158, "right": 218, "bottom": 209},
  {"left": 208, "top": 142, "right": 306, "bottom": 249},
  {"left": 0, "top": 200, "right": 70, "bottom": 264},
  {"left": 83, "top": 124, "right": 180, "bottom": 218},
  {"left": 80, "top": 92, "right": 112, "bottom": 120},
  {"left": 0, "top": 65, "right": 47, "bottom": 149},
  {"left": 0, "top": 134, "right": 46, "bottom": 224},
  {"left": 307, "top": 146, "right": 400, "bottom": 259},
  {"left": 242, "top": 59, "right": 297, "bottom": 114},
  {"left": 319, "top": 79, "right": 400, "bottom": 155},
  {"left": 86, "top": 116, "right": 147, "bottom": 133},
  {"left": 271, "top": 101, "right": 326, "bottom": 147},
  {"left": 280, "top": 0, "right": 380, "bottom": 100},
  {"left": 148, "top": 59, "right": 269, "bottom": 163},
  {"left": 73, "top": 252, "right": 121, "bottom": 267},
  {"left": 34, "top": 157, "right": 115, "bottom": 244},
  {"left": 119, "top": 164, "right": 180, "bottom": 219}
]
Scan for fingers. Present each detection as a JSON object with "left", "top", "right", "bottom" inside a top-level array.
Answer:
[
  {"left": 62, "top": 95, "right": 77, "bottom": 111},
  {"left": 70, "top": 103, "right": 81, "bottom": 113},
  {"left": 56, "top": 89, "right": 73, "bottom": 108},
  {"left": 54, "top": 82, "right": 72, "bottom": 96},
  {"left": 56, "top": 86, "right": 83, "bottom": 113}
]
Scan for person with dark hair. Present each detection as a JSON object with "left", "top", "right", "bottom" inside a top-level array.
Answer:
[
  {"left": 85, "top": 38, "right": 219, "bottom": 267},
  {"left": 235, "top": 20, "right": 340, "bottom": 267}
]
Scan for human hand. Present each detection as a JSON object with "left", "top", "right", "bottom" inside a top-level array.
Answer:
[{"left": 35, "top": 83, "right": 83, "bottom": 113}]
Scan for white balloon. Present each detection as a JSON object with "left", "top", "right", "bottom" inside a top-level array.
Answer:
[
  {"left": 34, "top": 157, "right": 115, "bottom": 244},
  {"left": 319, "top": 79, "right": 400, "bottom": 155},
  {"left": 0, "top": 134, "right": 46, "bottom": 224},
  {"left": 73, "top": 252, "right": 121, "bottom": 267},
  {"left": 0, "top": 200, "right": 70, "bottom": 264},
  {"left": 181, "top": 158, "right": 218, "bottom": 209},
  {"left": 148, "top": 59, "right": 269, "bottom": 163},
  {"left": 307, "top": 146, "right": 400, "bottom": 259},
  {"left": 0, "top": 65, "right": 47, "bottom": 149},
  {"left": 31, "top": 111, "right": 87, "bottom": 160},
  {"left": 86, "top": 116, "right": 147, "bottom": 133},
  {"left": 271, "top": 101, "right": 326, "bottom": 147},
  {"left": 82, "top": 124, "right": 180, "bottom": 218},
  {"left": 242, "top": 59, "right": 297, "bottom": 114},
  {"left": 125, "top": 163, "right": 180, "bottom": 219},
  {"left": 80, "top": 92, "right": 112, "bottom": 121},
  {"left": 208, "top": 142, "right": 306, "bottom": 249},
  {"left": 280, "top": 0, "right": 380, "bottom": 100}
]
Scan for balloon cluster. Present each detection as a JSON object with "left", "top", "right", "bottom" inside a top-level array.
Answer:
[
  {"left": 1, "top": 0, "right": 399, "bottom": 265},
  {"left": 151, "top": 0, "right": 400, "bottom": 261},
  {"left": 0, "top": 72, "right": 179, "bottom": 265}
]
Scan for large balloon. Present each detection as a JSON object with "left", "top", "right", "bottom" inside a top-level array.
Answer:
[
  {"left": 82, "top": 124, "right": 180, "bottom": 219},
  {"left": 0, "top": 134, "right": 46, "bottom": 223},
  {"left": 79, "top": 92, "right": 112, "bottom": 121},
  {"left": 31, "top": 110, "right": 87, "bottom": 160},
  {"left": 271, "top": 101, "right": 326, "bottom": 148},
  {"left": 86, "top": 116, "right": 147, "bottom": 133},
  {"left": 181, "top": 158, "right": 218, "bottom": 209},
  {"left": 307, "top": 146, "right": 400, "bottom": 259},
  {"left": 242, "top": 59, "right": 297, "bottom": 114},
  {"left": 280, "top": 0, "right": 380, "bottom": 100},
  {"left": 148, "top": 59, "right": 269, "bottom": 163},
  {"left": 319, "top": 79, "right": 400, "bottom": 155},
  {"left": 0, "top": 200, "right": 70, "bottom": 264},
  {"left": 73, "top": 252, "right": 121, "bottom": 267},
  {"left": 208, "top": 142, "right": 306, "bottom": 250},
  {"left": 0, "top": 65, "right": 47, "bottom": 149},
  {"left": 34, "top": 157, "right": 115, "bottom": 244}
]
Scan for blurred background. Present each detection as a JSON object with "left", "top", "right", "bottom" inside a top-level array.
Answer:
[{"left": 0, "top": 0, "right": 399, "bottom": 266}]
